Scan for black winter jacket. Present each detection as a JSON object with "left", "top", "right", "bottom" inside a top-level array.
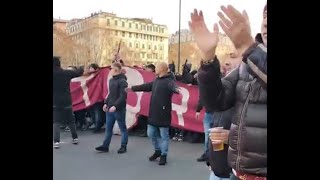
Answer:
[
  {"left": 131, "top": 74, "right": 178, "bottom": 127},
  {"left": 198, "top": 43, "right": 267, "bottom": 177},
  {"left": 104, "top": 73, "right": 128, "bottom": 111},
  {"left": 53, "top": 67, "right": 83, "bottom": 109}
]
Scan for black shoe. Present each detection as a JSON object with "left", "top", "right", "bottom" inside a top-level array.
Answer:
[
  {"left": 117, "top": 146, "right": 127, "bottom": 154},
  {"left": 158, "top": 155, "right": 167, "bottom": 165},
  {"left": 149, "top": 150, "right": 161, "bottom": 161},
  {"left": 95, "top": 146, "right": 109, "bottom": 152},
  {"left": 197, "top": 153, "right": 207, "bottom": 162}
]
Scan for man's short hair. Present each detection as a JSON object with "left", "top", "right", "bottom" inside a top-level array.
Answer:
[
  {"left": 53, "top": 56, "right": 61, "bottom": 67},
  {"left": 146, "top": 64, "right": 155, "bottom": 72},
  {"left": 89, "top": 63, "right": 99, "bottom": 70},
  {"left": 112, "top": 62, "right": 122, "bottom": 71}
]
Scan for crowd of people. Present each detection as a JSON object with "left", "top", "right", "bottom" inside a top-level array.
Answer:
[{"left": 53, "top": 2, "right": 267, "bottom": 180}]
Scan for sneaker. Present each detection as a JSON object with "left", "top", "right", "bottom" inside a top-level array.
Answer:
[
  {"left": 172, "top": 133, "right": 179, "bottom": 141},
  {"left": 88, "top": 124, "right": 96, "bottom": 130},
  {"left": 149, "top": 150, "right": 161, "bottom": 161},
  {"left": 158, "top": 155, "right": 167, "bottom": 165},
  {"left": 64, "top": 126, "right": 70, "bottom": 132},
  {"left": 177, "top": 134, "right": 184, "bottom": 142},
  {"left": 95, "top": 145, "right": 109, "bottom": 152},
  {"left": 196, "top": 153, "right": 207, "bottom": 162},
  {"left": 53, "top": 142, "right": 60, "bottom": 149},
  {"left": 117, "top": 146, "right": 127, "bottom": 154},
  {"left": 72, "top": 139, "right": 79, "bottom": 144}
]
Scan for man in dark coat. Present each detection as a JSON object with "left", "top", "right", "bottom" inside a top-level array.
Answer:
[
  {"left": 128, "top": 62, "right": 179, "bottom": 165},
  {"left": 53, "top": 56, "right": 84, "bottom": 149}
]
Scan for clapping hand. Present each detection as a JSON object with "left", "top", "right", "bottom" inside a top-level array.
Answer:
[
  {"left": 217, "top": 5, "right": 254, "bottom": 55},
  {"left": 189, "top": 9, "right": 219, "bottom": 61}
]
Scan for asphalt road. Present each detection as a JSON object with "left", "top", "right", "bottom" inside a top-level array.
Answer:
[{"left": 53, "top": 131, "right": 209, "bottom": 180}]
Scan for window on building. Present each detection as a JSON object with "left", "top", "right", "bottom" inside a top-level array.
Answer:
[
  {"left": 122, "top": 31, "right": 125, "bottom": 37},
  {"left": 129, "top": 42, "right": 132, "bottom": 48},
  {"left": 153, "top": 36, "right": 156, "bottom": 41},
  {"left": 160, "top": 37, "right": 163, "bottom": 42},
  {"left": 122, "top": 21, "right": 125, "bottom": 27},
  {"left": 142, "top": 44, "right": 145, "bottom": 49},
  {"left": 129, "top": 23, "right": 132, "bottom": 28},
  {"left": 136, "top": 33, "right": 138, "bottom": 38},
  {"left": 142, "top": 53, "right": 145, "bottom": 58},
  {"left": 156, "top": 36, "right": 158, "bottom": 41},
  {"left": 162, "top": 28, "right": 164, "bottom": 33},
  {"left": 148, "top": 44, "right": 151, "bottom": 50},
  {"left": 136, "top": 43, "right": 139, "bottom": 48},
  {"left": 159, "top": 45, "right": 162, "bottom": 50},
  {"left": 153, "top": 54, "right": 158, "bottom": 59},
  {"left": 143, "top": 25, "right": 146, "bottom": 30},
  {"left": 156, "top": 27, "right": 158, "bottom": 32},
  {"left": 144, "top": 34, "right": 146, "bottom": 39},
  {"left": 107, "top": 19, "right": 110, "bottom": 25},
  {"left": 154, "top": 45, "right": 157, "bottom": 50},
  {"left": 115, "top": 20, "right": 118, "bottom": 26},
  {"left": 136, "top": 23, "right": 138, "bottom": 29},
  {"left": 129, "top": 32, "right": 132, "bottom": 38}
]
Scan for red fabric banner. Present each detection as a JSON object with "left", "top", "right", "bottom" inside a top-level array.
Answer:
[{"left": 70, "top": 67, "right": 205, "bottom": 133}]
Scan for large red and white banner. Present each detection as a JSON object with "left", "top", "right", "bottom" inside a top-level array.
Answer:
[{"left": 70, "top": 67, "right": 205, "bottom": 133}]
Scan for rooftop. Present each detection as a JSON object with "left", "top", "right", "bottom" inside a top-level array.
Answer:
[{"left": 53, "top": 18, "right": 69, "bottom": 23}]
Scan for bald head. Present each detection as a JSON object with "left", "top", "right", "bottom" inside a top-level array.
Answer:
[{"left": 155, "top": 62, "right": 169, "bottom": 76}]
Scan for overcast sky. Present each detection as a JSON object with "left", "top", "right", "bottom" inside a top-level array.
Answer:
[{"left": 53, "top": 0, "right": 266, "bottom": 35}]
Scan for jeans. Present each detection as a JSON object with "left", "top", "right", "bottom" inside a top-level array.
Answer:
[
  {"left": 89, "top": 103, "right": 103, "bottom": 130},
  {"left": 229, "top": 174, "right": 238, "bottom": 180},
  {"left": 204, "top": 112, "right": 214, "bottom": 153},
  {"left": 102, "top": 110, "right": 128, "bottom": 147},
  {"left": 147, "top": 125, "right": 170, "bottom": 156},
  {"left": 53, "top": 108, "right": 78, "bottom": 143},
  {"left": 209, "top": 172, "right": 230, "bottom": 180}
]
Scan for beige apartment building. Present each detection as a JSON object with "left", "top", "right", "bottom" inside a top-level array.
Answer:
[
  {"left": 66, "top": 12, "right": 169, "bottom": 66},
  {"left": 168, "top": 29, "right": 235, "bottom": 71}
]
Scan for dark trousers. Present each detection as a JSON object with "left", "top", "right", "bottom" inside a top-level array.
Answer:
[
  {"left": 53, "top": 108, "right": 78, "bottom": 143},
  {"left": 102, "top": 109, "right": 128, "bottom": 147},
  {"left": 74, "top": 109, "right": 87, "bottom": 127}
]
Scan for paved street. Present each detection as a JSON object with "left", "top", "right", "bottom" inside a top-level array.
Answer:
[{"left": 53, "top": 131, "right": 209, "bottom": 180}]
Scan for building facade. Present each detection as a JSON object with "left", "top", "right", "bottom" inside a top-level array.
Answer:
[
  {"left": 168, "top": 29, "right": 235, "bottom": 71},
  {"left": 66, "top": 12, "right": 169, "bottom": 66}
]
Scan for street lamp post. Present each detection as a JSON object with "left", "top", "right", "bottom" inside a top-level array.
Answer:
[{"left": 178, "top": 0, "right": 181, "bottom": 74}]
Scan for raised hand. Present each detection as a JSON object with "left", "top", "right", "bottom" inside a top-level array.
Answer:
[
  {"left": 218, "top": 5, "right": 254, "bottom": 55},
  {"left": 189, "top": 9, "right": 219, "bottom": 61}
]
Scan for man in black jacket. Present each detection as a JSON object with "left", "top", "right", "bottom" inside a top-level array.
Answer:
[
  {"left": 53, "top": 56, "right": 84, "bottom": 149},
  {"left": 207, "top": 107, "right": 234, "bottom": 180},
  {"left": 95, "top": 62, "right": 129, "bottom": 154},
  {"left": 195, "top": 98, "right": 214, "bottom": 162},
  {"left": 128, "top": 62, "right": 179, "bottom": 165},
  {"left": 189, "top": 4, "right": 267, "bottom": 179}
]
